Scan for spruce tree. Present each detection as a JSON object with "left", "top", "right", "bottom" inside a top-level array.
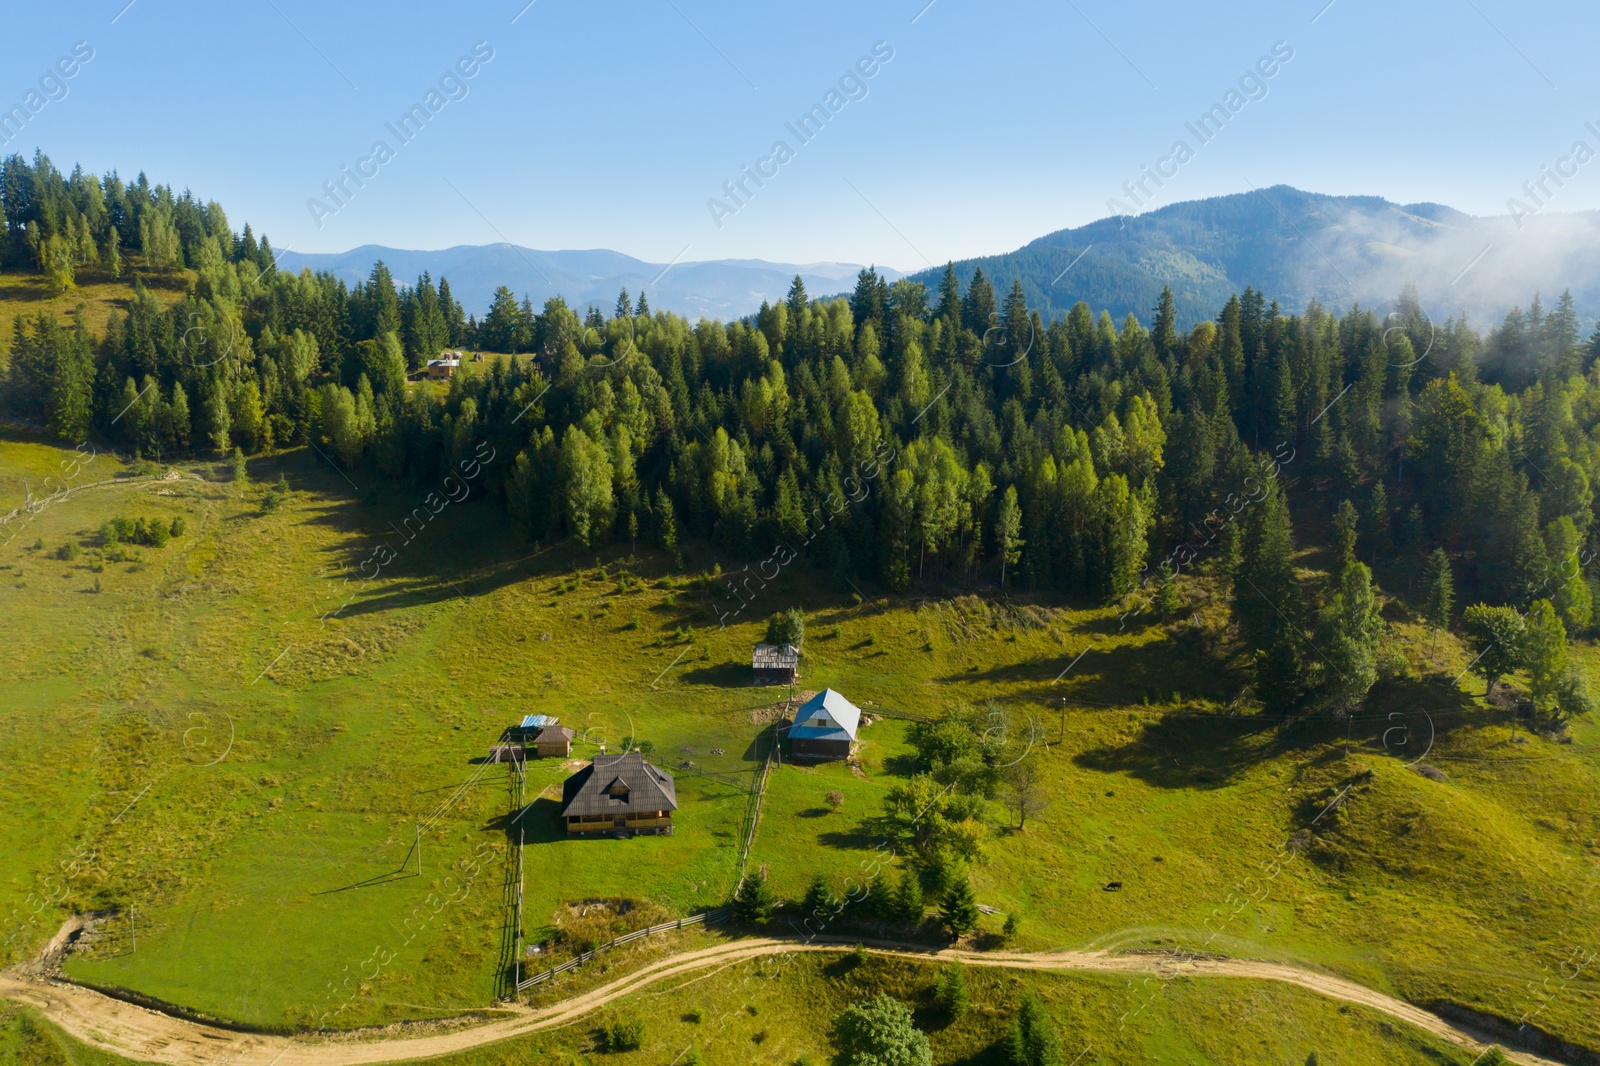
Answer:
[
  {"left": 733, "top": 870, "right": 775, "bottom": 925},
  {"left": 1331, "top": 499, "right": 1359, "bottom": 577},
  {"left": 940, "top": 876, "right": 980, "bottom": 939},
  {"left": 802, "top": 874, "right": 840, "bottom": 923},
  {"left": 934, "top": 960, "right": 969, "bottom": 1020},
  {"left": 1422, "top": 548, "right": 1454, "bottom": 645},
  {"left": 1234, "top": 476, "right": 1302, "bottom": 711},
  {"left": 1004, "top": 993, "right": 1063, "bottom": 1066},
  {"left": 894, "top": 868, "right": 924, "bottom": 927},
  {"left": 996, "top": 485, "right": 1023, "bottom": 590},
  {"left": 1320, "top": 561, "right": 1383, "bottom": 713}
]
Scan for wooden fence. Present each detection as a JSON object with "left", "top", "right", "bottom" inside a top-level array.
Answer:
[{"left": 514, "top": 907, "right": 731, "bottom": 991}]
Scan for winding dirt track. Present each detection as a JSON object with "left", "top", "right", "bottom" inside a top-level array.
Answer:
[{"left": 0, "top": 939, "right": 1562, "bottom": 1066}]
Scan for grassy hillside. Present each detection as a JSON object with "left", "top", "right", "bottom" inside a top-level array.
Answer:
[
  {"left": 1, "top": 432, "right": 1597, "bottom": 1049},
  {"left": 0, "top": 262, "right": 193, "bottom": 360}
]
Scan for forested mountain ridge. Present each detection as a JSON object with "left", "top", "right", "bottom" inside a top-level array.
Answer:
[
  {"left": 274, "top": 244, "right": 902, "bottom": 321},
  {"left": 5, "top": 151, "right": 1600, "bottom": 727},
  {"left": 907, "top": 185, "right": 1600, "bottom": 329}
]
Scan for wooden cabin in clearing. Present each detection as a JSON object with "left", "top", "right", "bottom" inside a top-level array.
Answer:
[
  {"left": 789, "top": 688, "right": 861, "bottom": 761},
  {"left": 752, "top": 643, "right": 799, "bottom": 685},
  {"left": 560, "top": 751, "right": 677, "bottom": 836}
]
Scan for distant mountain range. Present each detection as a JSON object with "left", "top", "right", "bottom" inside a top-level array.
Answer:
[
  {"left": 278, "top": 187, "right": 1600, "bottom": 329},
  {"left": 907, "top": 186, "right": 1600, "bottom": 329},
  {"left": 272, "top": 245, "right": 902, "bottom": 321}
]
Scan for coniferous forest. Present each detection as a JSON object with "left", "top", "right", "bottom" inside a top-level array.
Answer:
[{"left": 5, "top": 152, "right": 1599, "bottom": 723}]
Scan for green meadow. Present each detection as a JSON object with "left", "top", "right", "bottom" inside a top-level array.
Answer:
[{"left": 1, "top": 432, "right": 1598, "bottom": 1051}]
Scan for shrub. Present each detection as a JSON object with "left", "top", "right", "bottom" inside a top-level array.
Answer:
[
  {"left": 170, "top": 516, "right": 187, "bottom": 537},
  {"left": 599, "top": 1014, "right": 645, "bottom": 1051},
  {"left": 826, "top": 790, "right": 845, "bottom": 813},
  {"left": 765, "top": 607, "right": 805, "bottom": 647},
  {"left": 55, "top": 541, "right": 80, "bottom": 561},
  {"left": 832, "top": 994, "right": 931, "bottom": 1066},
  {"left": 1003, "top": 912, "right": 1021, "bottom": 938}
]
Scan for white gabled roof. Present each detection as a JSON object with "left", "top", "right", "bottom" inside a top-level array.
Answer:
[{"left": 791, "top": 688, "right": 861, "bottom": 740}]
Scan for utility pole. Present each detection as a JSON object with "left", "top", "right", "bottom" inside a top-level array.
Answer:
[
  {"left": 130, "top": 906, "right": 136, "bottom": 953},
  {"left": 416, "top": 825, "right": 422, "bottom": 875}
]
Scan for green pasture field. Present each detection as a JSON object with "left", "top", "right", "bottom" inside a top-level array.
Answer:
[{"left": 1, "top": 432, "right": 1598, "bottom": 1049}]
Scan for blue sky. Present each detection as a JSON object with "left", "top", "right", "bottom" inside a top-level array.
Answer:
[{"left": 4, "top": 0, "right": 1595, "bottom": 269}]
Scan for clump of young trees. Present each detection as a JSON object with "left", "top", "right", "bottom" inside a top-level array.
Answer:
[
  {"left": 101, "top": 514, "right": 183, "bottom": 548},
  {"left": 1463, "top": 600, "right": 1595, "bottom": 722}
]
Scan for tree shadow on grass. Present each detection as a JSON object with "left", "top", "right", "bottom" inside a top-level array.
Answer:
[
  {"left": 817, "top": 814, "right": 896, "bottom": 852},
  {"left": 740, "top": 721, "right": 782, "bottom": 764},
  {"left": 1073, "top": 713, "right": 1294, "bottom": 790},
  {"left": 883, "top": 753, "right": 921, "bottom": 777},
  {"left": 1075, "top": 673, "right": 1489, "bottom": 790},
  {"left": 679, "top": 661, "right": 750, "bottom": 687},
  {"left": 959, "top": 627, "right": 1243, "bottom": 712}
]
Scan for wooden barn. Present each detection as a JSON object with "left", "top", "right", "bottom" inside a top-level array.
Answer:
[
  {"left": 560, "top": 751, "right": 677, "bottom": 836},
  {"left": 751, "top": 643, "right": 799, "bottom": 685},
  {"left": 533, "top": 725, "right": 574, "bottom": 757},
  {"left": 789, "top": 688, "right": 861, "bottom": 761}
]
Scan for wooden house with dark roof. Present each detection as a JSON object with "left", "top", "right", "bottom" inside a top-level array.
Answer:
[{"left": 560, "top": 751, "right": 677, "bottom": 836}]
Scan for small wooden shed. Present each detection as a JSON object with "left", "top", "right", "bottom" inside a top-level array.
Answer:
[
  {"left": 534, "top": 725, "right": 574, "bottom": 757},
  {"left": 752, "top": 643, "right": 799, "bottom": 685}
]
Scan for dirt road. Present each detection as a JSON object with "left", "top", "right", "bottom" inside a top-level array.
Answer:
[{"left": 0, "top": 938, "right": 1563, "bottom": 1066}]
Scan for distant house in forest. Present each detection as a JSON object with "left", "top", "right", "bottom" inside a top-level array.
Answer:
[
  {"left": 789, "top": 688, "right": 861, "bottom": 761},
  {"left": 751, "top": 643, "right": 799, "bottom": 685},
  {"left": 560, "top": 751, "right": 677, "bottom": 836},
  {"left": 426, "top": 356, "right": 460, "bottom": 379}
]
